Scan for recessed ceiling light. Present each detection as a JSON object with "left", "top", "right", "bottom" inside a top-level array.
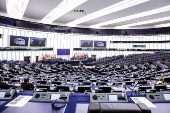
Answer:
[
  {"left": 6, "top": 0, "right": 29, "bottom": 19},
  {"left": 41, "top": 0, "right": 88, "bottom": 24},
  {"left": 67, "top": 0, "right": 150, "bottom": 26},
  {"left": 114, "top": 16, "right": 170, "bottom": 29},
  {"left": 155, "top": 23, "right": 170, "bottom": 27},
  {"left": 91, "top": 5, "right": 170, "bottom": 28}
]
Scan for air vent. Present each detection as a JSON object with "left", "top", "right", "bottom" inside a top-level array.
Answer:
[{"left": 73, "top": 10, "right": 86, "bottom": 14}]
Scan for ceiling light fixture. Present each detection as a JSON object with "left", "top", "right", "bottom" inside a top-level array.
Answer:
[
  {"left": 114, "top": 16, "right": 170, "bottom": 29},
  {"left": 67, "top": 0, "right": 150, "bottom": 26},
  {"left": 91, "top": 5, "right": 170, "bottom": 28},
  {"left": 155, "top": 23, "right": 170, "bottom": 27},
  {"left": 6, "top": 0, "right": 29, "bottom": 19},
  {"left": 41, "top": 0, "right": 88, "bottom": 24}
]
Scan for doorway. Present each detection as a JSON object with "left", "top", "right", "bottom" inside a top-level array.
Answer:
[
  {"left": 24, "top": 56, "right": 30, "bottom": 63},
  {"left": 91, "top": 55, "right": 96, "bottom": 61},
  {"left": 36, "top": 56, "right": 39, "bottom": 63}
]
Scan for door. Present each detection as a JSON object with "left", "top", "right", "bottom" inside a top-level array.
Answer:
[
  {"left": 24, "top": 56, "right": 30, "bottom": 63},
  {"left": 36, "top": 56, "right": 39, "bottom": 63},
  {"left": 91, "top": 55, "right": 96, "bottom": 61}
]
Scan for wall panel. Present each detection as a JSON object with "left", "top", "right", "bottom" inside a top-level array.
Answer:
[
  {"left": 15, "top": 51, "right": 20, "bottom": 60},
  {"left": 16, "top": 30, "right": 21, "bottom": 36},
  {"left": 20, "top": 51, "right": 24, "bottom": 61},
  {"left": 24, "top": 30, "right": 29, "bottom": 37},
  {"left": 12, "top": 29, "right": 17, "bottom": 35},
  {"left": 0, "top": 27, "right": 3, "bottom": 48},
  {"left": 11, "top": 51, "right": 16, "bottom": 60},
  {"left": 8, "top": 28, "right": 12, "bottom": 35},
  {"left": 21, "top": 30, "right": 25, "bottom": 36},
  {"left": 2, "top": 51, "right": 7, "bottom": 60},
  {"left": 0, "top": 26, "right": 170, "bottom": 61},
  {"left": 7, "top": 51, "right": 12, "bottom": 60},
  {"left": 31, "top": 51, "right": 36, "bottom": 62},
  {"left": 3, "top": 28, "right": 9, "bottom": 47}
]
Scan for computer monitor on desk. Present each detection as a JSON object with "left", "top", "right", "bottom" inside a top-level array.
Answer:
[
  {"left": 96, "top": 81, "right": 107, "bottom": 86},
  {"left": 4, "top": 77, "right": 10, "bottom": 81},
  {"left": 11, "top": 79, "right": 20, "bottom": 82},
  {"left": 82, "top": 81, "right": 91, "bottom": 85},
  {"left": 123, "top": 78, "right": 131, "bottom": 81},
  {"left": 77, "top": 86, "right": 91, "bottom": 93},
  {"left": 90, "top": 79, "right": 97, "bottom": 82},
  {"left": 164, "top": 77, "right": 170, "bottom": 83},
  {"left": 155, "top": 85, "right": 167, "bottom": 91},
  {"left": 78, "top": 79, "right": 84, "bottom": 82},
  {"left": 125, "top": 81, "right": 135, "bottom": 85},
  {"left": 113, "top": 82, "right": 122, "bottom": 86},
  {"left": 37, "top": 80, "right": 47, "bottom": 84},
  {"left": 99, "top": 86, "right": 111, "bottom": 93},
  {"left": 51, "top": 81, "right": 61, "bottom": 85},
  {"left": 35, "top": 88, "right": 48, "bottom": 92},
  {"left": 55, "top": 85, "right": 70, "bottom": 92},
  {"left": 138, "top": 80, "right": 147, "bottom": 85},
  {"left": 36, "top": 85, "right": 50, "bottom": 91},
  {"left": 138, "top": 86, "right": 152, "bottom": 91}
]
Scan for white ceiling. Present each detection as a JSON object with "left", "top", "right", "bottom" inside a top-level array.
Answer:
[{"left": 0, "top": 0, "right": 170, "bottom": 29}]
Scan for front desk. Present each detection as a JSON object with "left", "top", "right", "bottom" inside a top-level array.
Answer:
[
  {"left": 0, "top": 101, "right": 66, "bottom": 113},
  {"left": 75, "top": 103, "right": 170, "bottom": 113},
  {"left": 0, "top": 91, "right": 170, "bottom": 113}
]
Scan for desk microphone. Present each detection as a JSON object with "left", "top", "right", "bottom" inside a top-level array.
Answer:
[{"left": 130, "top": 80, "right": 139, "bottom": 98}]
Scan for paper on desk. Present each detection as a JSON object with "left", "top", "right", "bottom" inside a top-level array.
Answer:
[
  {"left": 131, "top": 97, "right": 157, "bottom": 108},
  {"left": 6, "top": 95, "right": 32, "bottom": 107}
]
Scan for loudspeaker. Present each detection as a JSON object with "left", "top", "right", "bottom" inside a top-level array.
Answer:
[
  {"left": 96, "top": 31, "right": 99, "bottom": 35},
  {"left": 121, "top": 31, "right": 128, "bottom": 35},
  {"left": 68, "top": 29, "right": 71, "bottom": 33}
]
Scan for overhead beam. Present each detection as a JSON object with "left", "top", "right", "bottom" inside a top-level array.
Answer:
[
  {"left": 41, "top": 0, "right": 88, "bottom": 24},
  {"left": 155, "top": 23, "right": 170, "bottom": 27},
  {"left": 91, "top": 5, "right": 170, "bottom": 28},
  {"left": 114, "top": 16, "right": 170, "bottom": 29},
  {"left": 67, "top": 0, "right": 150, "bottom": 26}
]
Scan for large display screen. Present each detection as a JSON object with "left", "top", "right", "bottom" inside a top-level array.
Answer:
[
  {"left": 50, "top": 94, "right": 60, "bottom": 100},
  {"left": 30, "top": 37, "right": 46, "bottom": 47},
  {"left": 94, "top": 41, "right": 106, "bottom": 47},
  {"left": 10, "top": 35, "right": 29, "bottom": 46},
  {"left": 57, "top": 49, "right": 70, "bottom": 55},
  {"left": 81, "top": 40, "right": 93, "bottom": 47}
]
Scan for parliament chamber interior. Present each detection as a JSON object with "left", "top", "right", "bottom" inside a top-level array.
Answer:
[{"left": 1, "top": 0, "right": 170, "bottom": 113}]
